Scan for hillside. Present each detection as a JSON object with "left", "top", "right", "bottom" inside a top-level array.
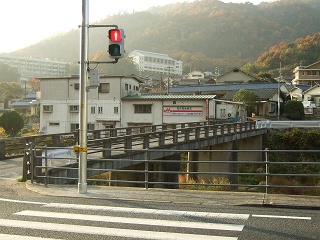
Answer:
[
  {"left": 13, "top": 0, "right": 320, "bottom": 75},
  {"left": 243, "top": 33, "right": 320, "bottom": 77}
]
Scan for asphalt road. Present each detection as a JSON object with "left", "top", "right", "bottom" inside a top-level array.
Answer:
[
  {"left": 0, "top": 177, "right": 319, "bottom": 240},
  {"left": 1, "top": 157, "right": 319, "bottom": 239}
]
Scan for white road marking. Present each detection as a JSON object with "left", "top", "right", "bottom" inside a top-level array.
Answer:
[
  {"left": 0, "top": 219, "right": 237, "bottom": 240},
  {"left": 16, "top": 210, "right": 244, "bottom": 231},
  {"left": 0, "top": 233, "right": 62, "bottom": 240},
  {"left": 44, "top": 203, "right": 250, "bottom": 220},
  {"left": 0, "top": 197, "right": 45, "bottom": 205},
  {"left": 252, "top": 214, "right": 311, "bottom": 220}
]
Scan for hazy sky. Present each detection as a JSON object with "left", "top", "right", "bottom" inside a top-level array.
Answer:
[{"left": 0, "top": 0, "right": 273, "bottom": 53}]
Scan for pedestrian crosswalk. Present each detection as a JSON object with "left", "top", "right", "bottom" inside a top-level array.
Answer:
[{"left": 0, "top": 204, "right": 248, "bottom": 240}]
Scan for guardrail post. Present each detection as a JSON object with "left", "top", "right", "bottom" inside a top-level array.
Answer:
[
  {"left": 195, "top": 127, "right": 200, "bottom": 139},
  {"left": 265, "top": 148, "right": 269, "bottom": 195},
  {"left": 143, "top": 134, "right": 150, "bottom": 149},
  {"left": 126, "top": 127, "right": 132, "bottom": 135},
  {"left": 44, "top": 146, "right": 48, "bottom": 187},
  {"left": 125, "top": 136, "right": 132, "bottom": 150},
  {"left": 144, "top": 149, "right": 149, "bottom": 189},
  {"left": 110, "top": 129, "right": 117, "bottom": 137},
  {"left": 172, "top": 130, "right": 178, "bottom": 144},
  {"left": 93, "top": 130, "right": 101, "bottom": 139},
  {"left": 184, "top": 129, "right": 190, "bottom": 142},
  {"left": 140, "top": 126, "right": 145, "bottom": 134},
  {"left": 22, "top": 143, "right": 31, "bottom": 181},
  {"left": 204, "top": 126, "right": 209, "bottom": 138},
  {"left": 0, "top": 140, "right": 5, "bottom": 160},
  {"left": 103, "top": 140, "right": 112, "bottom": 158}
]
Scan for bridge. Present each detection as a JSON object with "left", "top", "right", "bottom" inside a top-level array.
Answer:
[{"left": 16, "top": 121, "right": 267, "bottom": 186}]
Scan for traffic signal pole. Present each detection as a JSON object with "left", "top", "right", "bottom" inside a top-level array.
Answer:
[
  {"left": 78, "top": 0, "right": 89, "bottom": 194},
  {"left": 77, "top": 1, "right": 124, "bottom": 194}
]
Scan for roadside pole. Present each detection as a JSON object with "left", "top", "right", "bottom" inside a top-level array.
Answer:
[{"left": 78, "top": 0, "right": 89, "bottom": 194}]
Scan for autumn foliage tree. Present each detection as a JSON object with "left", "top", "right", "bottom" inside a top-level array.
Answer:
[{"left": 27, "top": 78, "right": 40, "bottom": 92}]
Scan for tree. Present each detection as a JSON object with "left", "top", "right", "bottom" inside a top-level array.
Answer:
[
  {"left": 0, "top": 63, "right": 20, "bottom": 82},
  {"left": 0, "top": 111, "right": 24, "bottom": 137},
  {"left": 233, "top": 89, "right": 260, "bottom": 116},
  {"left": 0, "top": 82, "right": 24, "bottom": 108},
  {"left": 284, "top": 100, "right": 305, "bottom": 120},
  {"left": 27, "top": 77, "right": 40, "bottom": 92}
]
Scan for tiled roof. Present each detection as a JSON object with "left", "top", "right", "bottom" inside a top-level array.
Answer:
[
  {"left": 169, "top": 83, "right": 283, "bottom": 93},
  {"left": 122, "top": 94, "right": 216, "bottom": 100},
  {"left": 221, "top": 89, "right": 278, "bottom": 100}
]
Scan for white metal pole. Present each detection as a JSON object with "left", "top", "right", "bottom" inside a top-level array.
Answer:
[
  {"left": 278, "top": 63, "right": 281, "bottom": 121},
  {"left": 78, "top": 0, "right": 89, "bottom": 194}
]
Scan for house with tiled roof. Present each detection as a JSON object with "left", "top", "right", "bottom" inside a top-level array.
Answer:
[
  {"left": 10, "top": 93, "right": 39, "bottom": 115},
  {"left": 215, "top": 68, "right": 258, "bottom": 84},
  {"left": 169, "top": 82, "right": 289, "bottom": 117}
]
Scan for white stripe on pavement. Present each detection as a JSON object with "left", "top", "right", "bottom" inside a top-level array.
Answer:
[
  {"left": 15, "top": 210, "right": 244, "bottom": 231},
  {"left": 0, "top": 219, "right": 237, "bottom": 240},
  {"left": 44, "top": 203, "right": 250, "bottom": 220},
  {"left": 0, "top": 197, "right": 45, "bottom": 205},
  {"left": 0, "top": 233, "right": 62, "bottom": 240},
  {"left": 252, "top": 214, "right": 311, "bottom": 220}
]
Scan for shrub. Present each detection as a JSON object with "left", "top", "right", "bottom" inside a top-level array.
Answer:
[
  {"left": 0, "top": 111, "right": 24, "bottom": 137},
  {"left": 284, "top": 100, "right": 305, "bottom": 120}
]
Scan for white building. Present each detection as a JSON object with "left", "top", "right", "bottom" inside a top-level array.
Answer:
[
  {"left": 39, "top": 75, "right": 143, "bottom": 134},
  {"left": 0, "top": 54, "right": 69, "bottom": 82},
  {"left": 121, "top": 95, "right": 216, "bottom": 127},
  {"left": 292, "top": 61, "right": 320, "bottom": 85},
  {"left": 129, "top": 50, "right": 183, "bottom": 76},
  {"left": 40, "top": 75, "right": 244, "bottom": 134}
]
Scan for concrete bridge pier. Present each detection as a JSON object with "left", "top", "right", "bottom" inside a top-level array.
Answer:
[{"left": 187, "top": 134, "right": 265, "bottom": 186}]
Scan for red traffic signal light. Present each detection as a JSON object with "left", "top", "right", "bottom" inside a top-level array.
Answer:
[
  {"left": 108, "top": 28, "right": 125, "bottom": 59},
  {"left": 109, "top": 29, "right": 123, "bottom": 42}
]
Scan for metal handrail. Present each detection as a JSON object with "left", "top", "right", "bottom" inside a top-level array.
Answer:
[{"left": 29, "top": 147, "right": 320, "bottom": 195}]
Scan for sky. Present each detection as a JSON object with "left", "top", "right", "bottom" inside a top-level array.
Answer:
[{"left": 0, "top": 0, "right": 272, "bottom": 53}]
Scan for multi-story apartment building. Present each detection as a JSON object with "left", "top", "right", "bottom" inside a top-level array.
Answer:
[
  {"left": 39, "top": 75, "right": 142, "bottom": 134},
  {"left": 0, "top": 54, "right": 69, "bottom": 81},
  {"left": 129, "top": 50, "right": 183, "bottom": 76},
  {"left": 292, "top": 61, "right": 320, "bottom": 85}
]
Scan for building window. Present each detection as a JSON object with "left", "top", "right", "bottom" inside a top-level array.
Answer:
[
  {"left": 114, "top": 107, "right": 119, "bottom": 114},
  {"left": 91, "top": 107, "right": 96, "bottom": 114},
  {"left": 134, "top": 104, "right": 152, "bottom": 113},
  {"left": 49, "top": 122, "right": 60, "bottom": 126},
  {"left": 43, "top": 105, "right": 53, "bottom": 112},
  {"left": 88, "top": 123, "right": 95, "bottom": 130},
  {"left": 125, "top": 83, "right": 128, "bottom": 91},
  {"left": 74, "top": 83, "right": 79, "bottom": 90},
  {"left": 98, "top": 83, "right": 110, "bottom": 93},
  {"left": 71, "top": 123, "right": 79, "bottom": 132},
  {"left": 69, "top": 105, "right": 79, "bottom": 112},
  {"left": 98, "top": 107, "right": 103, "bottom": 114}
]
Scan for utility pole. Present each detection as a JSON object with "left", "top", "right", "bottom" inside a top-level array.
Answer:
[
  {"left": 78, "top": 0, "right": 89, "bottom": 194},
  {"left": 167, "top": 66, "right": 173, "bottom": 95},
  {"left": 278, "top": 62, "right": 282, "bottom": 121}
]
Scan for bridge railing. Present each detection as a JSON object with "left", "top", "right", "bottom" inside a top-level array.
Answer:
[
  {"left": 1, "top": 121, "right": 256, "bottom": 159},
  {"left": 28, "top": 147, "right": 320, "bottom": 196}
]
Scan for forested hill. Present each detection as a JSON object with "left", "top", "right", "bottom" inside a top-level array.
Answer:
[
  {"left": 13, "top": 0, "right": 320, "bottom": 74},
  {"left": 243, "top": 33, "right": 320, "bottom": 76}
]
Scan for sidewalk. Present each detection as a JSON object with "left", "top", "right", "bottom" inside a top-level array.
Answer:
[{"left": 26, "top": 182, "right": 320, "bottom": 209}]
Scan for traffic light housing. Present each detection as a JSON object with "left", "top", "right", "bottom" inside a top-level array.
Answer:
[{"left": 108, "top": 28, "right": 125, "bottom": 59}]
